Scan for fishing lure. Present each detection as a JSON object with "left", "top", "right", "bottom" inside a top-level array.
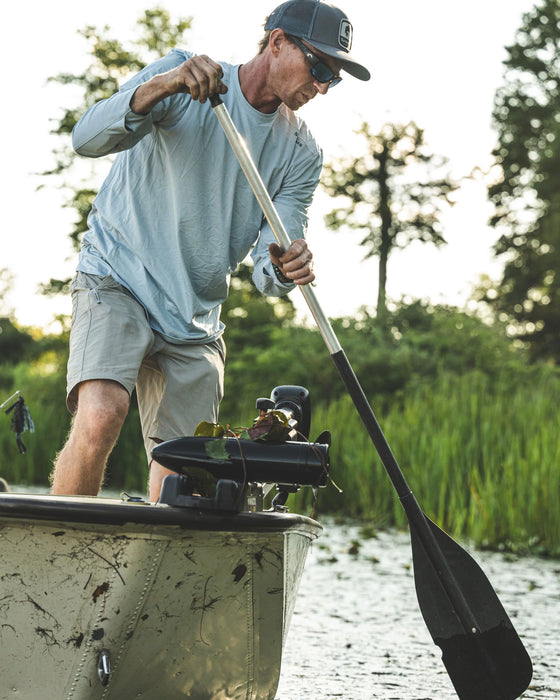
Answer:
[{"left": 3, "top": 391, "right": 35, "bottom": 454}]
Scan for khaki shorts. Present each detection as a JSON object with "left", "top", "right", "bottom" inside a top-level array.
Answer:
[{"left": 67, "top": 272, "right": 226, "bottom": 460}]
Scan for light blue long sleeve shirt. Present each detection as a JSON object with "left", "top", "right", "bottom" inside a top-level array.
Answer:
[{"left": 72, "top": 49, "right": 323, "bottom": 343}]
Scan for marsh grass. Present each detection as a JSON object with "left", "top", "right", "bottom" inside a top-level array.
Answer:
[
  {"left": 295, "top": 368, "right": 560, "bottom": 555},
  {"left": 0, "top": 364, "right": 70, "bottom": 489},
  {"left": 1, "top": 364, "right": 559, "bottom": 555}
]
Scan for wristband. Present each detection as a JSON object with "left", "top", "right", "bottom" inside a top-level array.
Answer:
[{"left": 272, "top": 264, "right": 292, "bottom": 285}]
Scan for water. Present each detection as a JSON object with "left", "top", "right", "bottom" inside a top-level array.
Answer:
[{"left": 277, "top": 518, "right": 560, "bottom": 699}]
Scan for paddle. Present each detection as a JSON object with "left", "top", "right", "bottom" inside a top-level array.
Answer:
[{"left": 209, "top": 95, "right": 533, "bottom": 700}]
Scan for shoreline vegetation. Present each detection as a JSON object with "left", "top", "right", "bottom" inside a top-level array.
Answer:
[
  {"left": 300, "top": 368, "right": 559, "bottom": 558},
  {"left": 2, "top": 357, "right": 558, "bottom": 558}
]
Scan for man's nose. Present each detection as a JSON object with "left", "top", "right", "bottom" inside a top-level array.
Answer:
[{"left": 313, "top": 80, "right": 330, "bottom": 96}]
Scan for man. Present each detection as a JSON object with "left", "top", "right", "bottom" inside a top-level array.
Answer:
[{"left": 51, "top": 0, "right": 370, "bottom": 501}]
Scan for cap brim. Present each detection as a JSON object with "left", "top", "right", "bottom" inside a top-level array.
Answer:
[{"left": 307, "top": 40, "right": 370, "bottom": 81}]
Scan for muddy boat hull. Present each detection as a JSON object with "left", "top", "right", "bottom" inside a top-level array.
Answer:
[{"left": 0, "top": 494, "right": 320, "bottom": 700}]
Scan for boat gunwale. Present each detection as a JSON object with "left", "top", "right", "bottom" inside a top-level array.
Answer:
[{"left": 0, "top": 492, "right": 322, "bottom": 537}]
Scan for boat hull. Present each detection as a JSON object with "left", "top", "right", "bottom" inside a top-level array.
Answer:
[{"left": 0, "top": 494, "right": 321, "bottom": 700}]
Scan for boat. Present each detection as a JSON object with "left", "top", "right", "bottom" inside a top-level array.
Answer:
[{"left": 0, "top": 385, "right": 330, "bottom": 700}]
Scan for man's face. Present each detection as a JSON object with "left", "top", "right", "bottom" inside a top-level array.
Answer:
[{"left": 274, "top": 34, "right": 342, "bottom": 111}]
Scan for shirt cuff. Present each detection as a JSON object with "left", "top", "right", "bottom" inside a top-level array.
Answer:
[
  {"left": 125, "top": 94, "right": 154, "bottom": 133},
  {"left": 271, "top": 264, "right": 293, "bottom": 285}
]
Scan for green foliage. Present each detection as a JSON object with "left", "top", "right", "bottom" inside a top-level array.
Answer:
[
  {"left": 220, "top": 295, "right": 528, "bottom": 419},
  {"left": 0, "top": 353, "right": 70, "bottom": 488},
  {"left": 1, "top": 298, "right": 557, "bottom": 555},
  {"left": 135, "top": 8, "right": 192, "bottom": 56},
  {"left": 0, "top": 315, "right": 68, "bottom": 390},
  {"left": 221, "top": 263, "right": 296, "bottom": 346},
  {"left": 295, "top": 366, "right": 560, "bottom": 556},
  {"left": 322, "top": 121, "right": 458, "bottom": 317},
  {"left": 0, "top": 350, "right": 147, "bottom": 494},
  {"left": 487, "top": 0, "right": 560, "bottom": 360},
  {"left": 0, "top": 319, "right": 35, "bottom": 368}
]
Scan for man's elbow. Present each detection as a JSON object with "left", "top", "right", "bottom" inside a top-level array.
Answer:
[
  {"left": 72, "top": 127, "right": 94, "bottom": 157},
  {"left": 71, "top": 128, "right": 110, "bottom": 158}
]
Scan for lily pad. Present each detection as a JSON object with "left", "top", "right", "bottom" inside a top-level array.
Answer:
[
  {"left": 194, "top": 421, "right": 225, "bottom": 438},
  {"left": 247, "top": 411, "right": 293, "bottom": 443}
]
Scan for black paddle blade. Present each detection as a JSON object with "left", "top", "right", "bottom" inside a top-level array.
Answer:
[{"left": 410, "top": 516, "right": 532, "bottom": 700}]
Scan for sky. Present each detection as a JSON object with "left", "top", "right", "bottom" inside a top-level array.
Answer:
[{"left": 1, "top": 0, "right": 536, "bottom": 330}]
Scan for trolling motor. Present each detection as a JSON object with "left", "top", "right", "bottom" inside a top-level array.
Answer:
[{"left": 154, "top": 385, "right": 330, "bottom": 512}]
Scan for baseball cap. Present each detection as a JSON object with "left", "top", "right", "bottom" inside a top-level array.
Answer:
[{"left": 265, "top": 0, "right": 370, "bottom": 81}]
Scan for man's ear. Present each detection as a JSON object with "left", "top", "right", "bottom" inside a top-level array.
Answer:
[{"left": 268, "top": 28, "right": 288, "bottom": 58}]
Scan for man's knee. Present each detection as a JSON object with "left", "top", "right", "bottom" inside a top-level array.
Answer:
[{"left": 74, "top": 380, "right": 130, "bottom": 440}]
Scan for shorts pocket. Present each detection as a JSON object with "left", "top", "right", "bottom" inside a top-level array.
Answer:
[{"left": 71, "top": 272, "right": 124, "bottom": 294}]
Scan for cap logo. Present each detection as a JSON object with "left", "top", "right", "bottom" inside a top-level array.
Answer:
[{"left": 338, "top": 19, "right": 352, "bottom": 50}]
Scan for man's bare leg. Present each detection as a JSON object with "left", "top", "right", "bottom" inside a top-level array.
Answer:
[
  {"left": 148, "top": 461, "right": 177, "bottom": 502},
  {"left": 51, "top": 380, "right": 130, "bottom": 496}
]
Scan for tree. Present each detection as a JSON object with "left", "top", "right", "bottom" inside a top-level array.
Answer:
[
  {"left": 0, "top": 270, "right": 31, "bottom": 372},
  {"left": 487, "top": 0, "right": 560, "bottom": 360},
  {"left": 0, "top": 269, "right": 67, "bottom": 387},
  {"left": 0, "top": 319, "right": 35, "bottom": 370},
  {"left": 40, "top": 7, "right": 193, "bottom": 294},
  {"left": 221, "top": 264, "right": 297, "bottom": 348},
  {"left": 322, "top": 121, "right": 457, "bottom": 319}
]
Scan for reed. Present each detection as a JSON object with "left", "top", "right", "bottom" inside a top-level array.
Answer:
[
  {"left": 296, "top": 368, "right": 560, "bottom": 555},
  {"left": 0, "top": 359, "right": 70, "bottom": 489}
]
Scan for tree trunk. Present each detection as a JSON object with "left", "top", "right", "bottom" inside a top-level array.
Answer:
[
  {"left": 377, "top": 147, "right": 391, "bottom": 322},
  {"left": 377, "top": 253, "right": 388, "bottom": 321}
]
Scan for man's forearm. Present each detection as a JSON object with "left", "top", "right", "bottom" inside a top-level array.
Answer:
[{"left": 130, "top": 72, "right": 174, "bottom": 115}]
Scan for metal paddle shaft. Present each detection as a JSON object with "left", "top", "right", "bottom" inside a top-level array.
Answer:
[{"left": 210, "top": 95, "right": 533, "bottom": 700}]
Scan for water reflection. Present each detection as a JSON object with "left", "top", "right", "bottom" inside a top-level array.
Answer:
[{"left": 278, "top": 518, "right": 559, "bottom": 699}]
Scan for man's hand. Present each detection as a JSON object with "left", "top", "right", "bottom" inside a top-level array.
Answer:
[
  {"left": 269, "top": 239, "right": 315, "bottom": 286},
  {"left": 164, "top": 55, "right": 229, "bottom": 103},
  {"left": 130, "top": 55, "right": 228, "bottom": 115}
]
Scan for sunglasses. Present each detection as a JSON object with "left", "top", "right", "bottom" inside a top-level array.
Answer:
[{"left": 287, "top": 35, "right": 342, "bottom": 88}]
